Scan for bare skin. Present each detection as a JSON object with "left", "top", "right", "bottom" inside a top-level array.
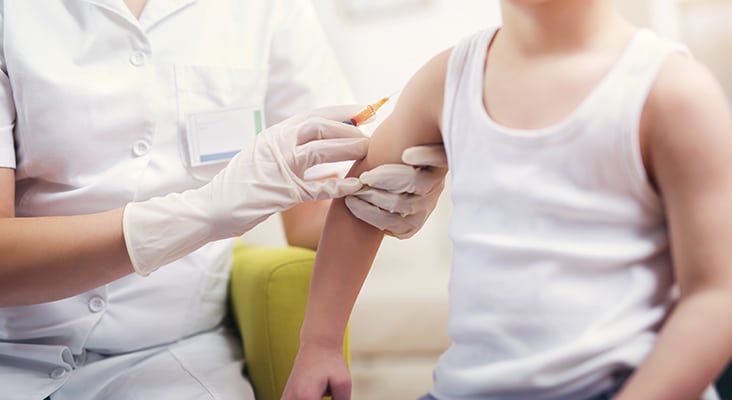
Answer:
[
  {"left": 123, "top": 0, "right": 147, "bottom": 19},
  {"left": 0, "top": 0, "right": 331, "bottom": 306},
  {"left": 0, "top": 169, "right": 133, "bottom": 306},
  {"left": 280, "top": 183, "right": 334, "bottom": 251},
  {"left": 615, "top": 50, "right": 732, "bottom": 400},
  {"left": 283, "top": 0, "right": 732, "bottom": 399}
]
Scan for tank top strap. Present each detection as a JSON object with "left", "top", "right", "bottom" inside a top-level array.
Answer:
[
  {"left": 605, "top": 28, "right": 690, "bottom": 121},
  {"left": 602, "top": 29, "right": 691, "bottom": 205},
  {"left": 442, "top": 28, "right": 497, "bottom": 149}
]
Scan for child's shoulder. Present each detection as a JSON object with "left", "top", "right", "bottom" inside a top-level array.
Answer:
[
  {"left": 414, "top": 26, "right": 501, "bottom": 86},
  {"left": 395, "top": 46, "right": 453, "bottom": 119},
  {"left": 646, "top": 52, "right": 727, "bottom": 132},
  {"left": 650, "top": 52, "right": 723, "bottom": 109},
  {"left": 641, "top": 48, "right": 731, "bottom": 182}
]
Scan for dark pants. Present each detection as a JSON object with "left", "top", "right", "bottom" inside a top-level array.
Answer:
[{"left": 417, "top": 370, "right": 631, "bottom": 400}]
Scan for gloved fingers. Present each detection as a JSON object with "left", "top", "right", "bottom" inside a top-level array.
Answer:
[
  {"left": 358, "top": 164, "right": 419, "bottom": 193},
  {"left": 402, "top": 144, "right": 448, "bottom": 167},
  {"left": 296, "top": 117, "right": 368, "bottom": 145},
  {"left": 351, "top": 188, "right": 421, "bottom": 216},
  {"left": 407, "top": 165, "right": 447, "bottom": 196},
  {"left": 359, "top": 163, "right": 446, "bottom": 196},
  {"left": 307, "top": 177, "right": 364, "bottom": 201},
  {"left": 296, "top": 137, "right": 369, "bottom": 167},
  {"left": 345, "top": 195, "right": 395, "bottom": 231},
  {"left": 386, "top": 219, "right": 420, "bottom": 239},
  {"left": 344, "top": 196, "right": 421, "bottom": 239}
]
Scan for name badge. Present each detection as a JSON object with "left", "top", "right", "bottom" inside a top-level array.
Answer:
[{"left": 186, "top": 106, "right": 264, "bottom": 167}]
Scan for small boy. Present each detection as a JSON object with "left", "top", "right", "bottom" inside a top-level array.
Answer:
[{"left": 283, "top": 0, "right": 732, "bottom": 399}]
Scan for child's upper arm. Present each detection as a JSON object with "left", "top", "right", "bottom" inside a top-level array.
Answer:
[
  {"left": 298, "top": 48, "right": 454, "bottom": 349},
  {"left": 350, "top": 48, "right": 451, "bottom": 176},
  {"left": 644, "top": 53, "right": 732, "bottom": 295}
]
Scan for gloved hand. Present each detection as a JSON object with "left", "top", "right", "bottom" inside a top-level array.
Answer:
[
  {"left": 123, "top": 106, "right": 369, "bottom": 276},
  {"left": 345, "top": 143, "right": 447, "bottom": 239}
]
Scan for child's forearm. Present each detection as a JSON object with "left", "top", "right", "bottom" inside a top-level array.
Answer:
[
  {"left": 298, "top": 196, "right": 384, "bottom": 347},
  {"left": 615, "top": 289, "right": 732, "bottom": 399}
]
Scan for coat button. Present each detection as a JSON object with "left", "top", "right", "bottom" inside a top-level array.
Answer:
[
  {"left": 88, "top": 296, "right": 106, "bottom": 313},
  {"left": 129, "top": 51, "right": 147, "bottom": 66},
  {"left": 50, "top": 367, "right": 68, "bottom": 379},
  {"left": 132, "top": 140, "right": 150, "bottom": 156}
]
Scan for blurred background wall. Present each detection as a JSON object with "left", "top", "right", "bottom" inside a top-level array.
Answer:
[{"left": 675, "top": 0, "right": 732, "bottom": 99}]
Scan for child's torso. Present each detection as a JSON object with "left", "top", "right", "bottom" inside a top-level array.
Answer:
[
  {"left": 482, "top": 26, "right": 637, "bottom": 131},
  {"left": 436, "top": 27, "right": 690, "bottom": 400}
]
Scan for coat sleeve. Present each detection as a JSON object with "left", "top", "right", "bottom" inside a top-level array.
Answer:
[{"left": 0, "top": 8, "right": 17, "bottom": 169}]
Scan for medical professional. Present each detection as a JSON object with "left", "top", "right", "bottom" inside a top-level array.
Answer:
[{"left": 0, "top": 1, "right": 446, "bottom": 399}]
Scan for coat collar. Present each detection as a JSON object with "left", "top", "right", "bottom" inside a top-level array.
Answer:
[{"left": 81, "top": 0, "right": 196, "bottom": 31}]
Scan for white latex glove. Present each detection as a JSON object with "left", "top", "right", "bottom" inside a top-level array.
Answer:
[
  {"left": 123, "top": 106, "right": 369, "bottom": 276},
  {"left": 345, "top": 144, "right": 447, "bottom": 239}
]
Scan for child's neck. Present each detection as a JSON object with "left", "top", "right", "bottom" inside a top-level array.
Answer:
[{"left": 499, "top": 0, "right": 631, "bottom": 56}]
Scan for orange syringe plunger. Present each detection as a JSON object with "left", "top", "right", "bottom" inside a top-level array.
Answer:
[{"left": 347, "top": 96, "right": 390, "bottom": 126}]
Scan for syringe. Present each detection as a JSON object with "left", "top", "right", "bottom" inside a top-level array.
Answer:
[{"left": 343, "top": 92, "right": 397, "bottom": 127}]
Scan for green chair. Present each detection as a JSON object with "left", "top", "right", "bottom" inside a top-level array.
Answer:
[{"left": 229, "top": 242, "right": 350, "bottom": 400}]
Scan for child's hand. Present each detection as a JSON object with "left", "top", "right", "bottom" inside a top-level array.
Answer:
[{"left": 281, "top": 342, "right": 351, "bottom": 400}]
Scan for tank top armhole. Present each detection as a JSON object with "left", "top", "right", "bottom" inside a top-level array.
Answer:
[
  {"left": 622, "top": 34, "right": 691, "bottom": 212},
  {"left": 442, "top": 28, "right": 499, "bottom": 163}
]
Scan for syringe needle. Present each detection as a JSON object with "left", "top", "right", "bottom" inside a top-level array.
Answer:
[{"left": 344, "top": 91, "right": 398, "bottom": 127}]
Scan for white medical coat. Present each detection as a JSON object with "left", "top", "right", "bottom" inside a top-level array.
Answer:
[{"left": 0, "top": 1, "right": 353, "bottom": 399}]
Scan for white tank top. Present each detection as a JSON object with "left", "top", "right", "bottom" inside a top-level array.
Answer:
[{"left": 436, "top": 28, "right": 705, "bottom": 400}]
